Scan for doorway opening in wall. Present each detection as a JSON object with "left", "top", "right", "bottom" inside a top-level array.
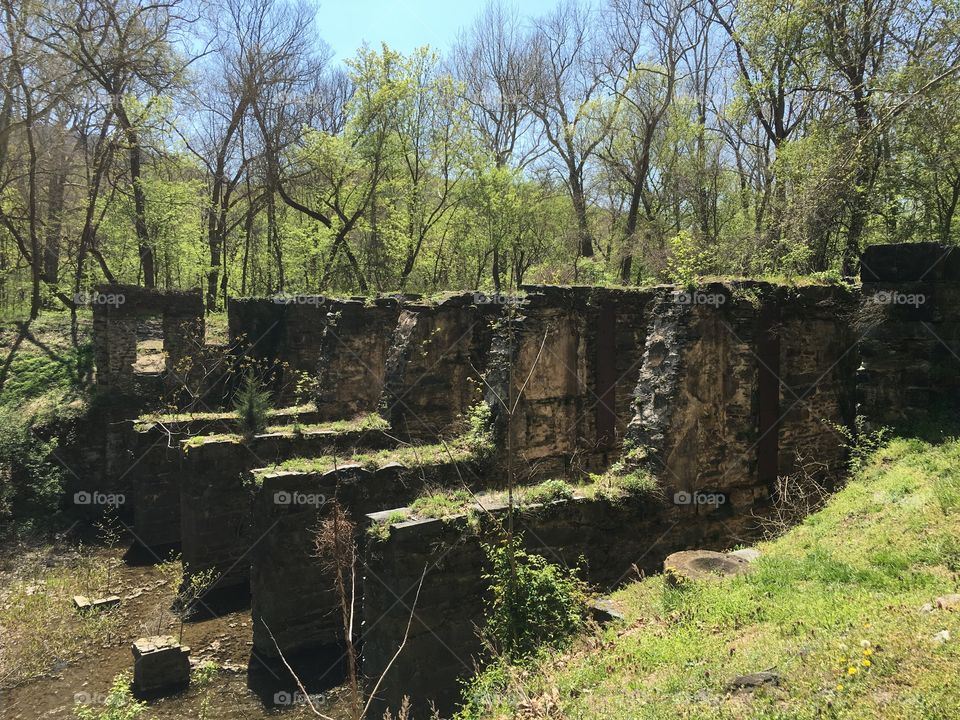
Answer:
[{"left": 134, "top": 316, "right": 165, "bottom": 374}]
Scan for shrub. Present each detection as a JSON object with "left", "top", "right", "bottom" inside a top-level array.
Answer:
[
  {"left": 232, "top": 370, "right": 272, "bottom": 438},
  {"left": 833, "top": 414, "right": 890, "bottom": 474},
  {"left": 463, "top": 402, "right": 495, "bottom": 460},
  {"left": 482, "top": 535, "right": 588, "bottom": 661}
]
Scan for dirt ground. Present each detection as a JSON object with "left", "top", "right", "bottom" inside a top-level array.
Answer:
[{"left": 0, "top": 539, "right": 354, "bottom": 720}]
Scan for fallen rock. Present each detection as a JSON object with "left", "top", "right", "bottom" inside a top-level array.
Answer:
[
  {"left": 74, "top": 595, "right": 121, "bottom": 612},
  {"left": 935, "top": 594, "right": 960, "bottom": 610},
  {"left": 729, "top": 548, "right": 761, "bottom": 563},
  {"left": 933, "top": 630, "right": 951, "bottom": 644},
  {"left": 588, "top": 598, "right": 624, "bottom": 624},
  {"left": 664, "top": 550, "right": 752, "bottom": 585},
  {"left": 726, "top": 671, "right": 780, "bottom": 691}
]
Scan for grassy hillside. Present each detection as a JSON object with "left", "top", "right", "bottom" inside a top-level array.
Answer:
[
  {"left": 466, "top": 435, "right": 960, "bottom": 720},
  {"left": 0, "top": 313, "right": 94, "bottom": 536}
]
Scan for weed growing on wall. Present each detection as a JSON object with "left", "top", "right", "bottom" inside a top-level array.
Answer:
[
  {"left": 410, "top": 489, "right": 473, "bottom": 519},
  {"left": 519, "top": 479, "right": 574, "bottom": 505},
  {"left": 463, "top": 402, "right": 495, "bottom": 461},
  {"left": 367, "top": 510, "right": 410, "bottom": 542}
]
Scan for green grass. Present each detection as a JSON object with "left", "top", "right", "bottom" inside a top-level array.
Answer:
[
  {"left": 134, "top": 402, "right": 318, "bottom": 430},
  {"left": 262, "top": 437, "right": 475, "bottom": 476},
  {"left": 466, "top": 435, "right": 960, "bottom": 720},
  {"left": 410, "top": 489, "right": 474, "bottom": 518},
  {"left": 0, "top": 547, "right": 123, "bottom": 686},
  {"left": 182, "top": 412, "right": 389, "bottom": 448},
  {"left": 583, "top": 466, "right": 659, "bottom": 501},
  {"left": 0, "top": 323, "right": 92, "bottom": 423},
  {"left": 519, "top": 479, "right": 575, "bottom": 505}
]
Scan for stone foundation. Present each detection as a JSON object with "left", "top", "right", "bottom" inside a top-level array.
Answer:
[
  {"left": 362, "top": 492, "right": 750, "bottom": 716},
  {"left": 79, "top": 243, "right": 960, "bottom": 715}
]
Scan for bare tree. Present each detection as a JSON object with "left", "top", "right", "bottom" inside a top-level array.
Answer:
[
  {"left": 451, "top": 1, "right": 542, "bottom": 288},
  {"left": 38, "top": 0, "right": 189, "bottom": 288},
  {"left": 527, "top": 1, "right": 617, "bottom": 259},
  {"left": 600, "top": 0, "right": 686, "bottom": 282}
]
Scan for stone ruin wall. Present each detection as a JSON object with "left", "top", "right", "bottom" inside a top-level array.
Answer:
[
  {"left": 378, "top": 294, "right": 500, "bottom": 439},
  {"left": 858, "top": 243, "right": 960, "bottom": 425},
  {"left": 78, "top": 242, "right": 960, "bottom": 718},
  {"left": 483, "top": 287, "right": 654, "bottom": 480},
  {"left": 362, "top": 283, "right": 860, "bottom": 716},
  {"left": 67, "top": 286, "right": 207, "bottom": 510},
  {"left": 92, "top": 284, "right": 205, "bottom": 397},
  {"left": 629, "top": 283, "right": 857, "bottom": 530}
]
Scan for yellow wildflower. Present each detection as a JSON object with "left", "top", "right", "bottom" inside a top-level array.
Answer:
[
  {"left": 862, "top": 659, "right": 872, "bottom": 668},
  {"left": 847, "top": 666, "right": 859, "bottom": 676},
  {"left": 836, "top": 684, "right": 844, "bottom": 691}
]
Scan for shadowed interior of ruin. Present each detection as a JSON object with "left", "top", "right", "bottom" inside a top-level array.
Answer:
[{"left": 63, "top": 243, "right": 960, "bottom": 715}]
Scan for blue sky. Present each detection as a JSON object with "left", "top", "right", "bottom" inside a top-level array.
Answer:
[{"left": 316, "top": 0, "right": 558, "bottom": 61}]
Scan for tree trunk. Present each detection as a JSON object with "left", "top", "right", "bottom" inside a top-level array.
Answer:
[
  {"left": 570, "top": 174, "right": 593, "bottom": 257},
  {"left": 114, "top": 100, "right": 155, "bottom": 287},
  {"left": 620, "top": 183, "right": 643, "bottom": 284},
  {"left": 44, "top": 151, "right": 67, "bottom": 286},
  {"left": 24, "top": 110, "right": 41, "bottom": 318},
  {"left": 207, "top": 209, "right": 221, "bottom": 312}
]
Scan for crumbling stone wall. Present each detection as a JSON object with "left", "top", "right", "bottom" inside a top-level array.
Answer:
[
  {"left": 92, "top": 284, "right": 204, "bottom": 397},
  {"left": 249, "top": 457, "right": 484, "bottom": 658},
  {"left": 179, "top": 428, "right": 398, "bottom": 593},
  {"left": 85, "top": 248, "right": 945, "bottom": 715},
  {"left": 628, "top": 283, "right": 856, "bottom": 521},
  {"left": 484, "top": 287, "right": 653, "bottom": 480},
  {"left": 379, "top": 294, "right": 499, "bottom": 439},
  {"left": 314, "top": 299, "right": 400, "bottom": 419},
  {"left": 226, "top": 297, "right": 401, "bottom": 412},
  {"left": 777, "top": 287, "right": 858, "bottom": 479}
]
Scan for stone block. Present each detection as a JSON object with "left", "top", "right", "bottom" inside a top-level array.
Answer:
[
  {"left": 73, "top": 595, "right": 121, "bottom": 612},
  {"left": 132, "top": 635, "right": 190, "bottom": 696}
]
